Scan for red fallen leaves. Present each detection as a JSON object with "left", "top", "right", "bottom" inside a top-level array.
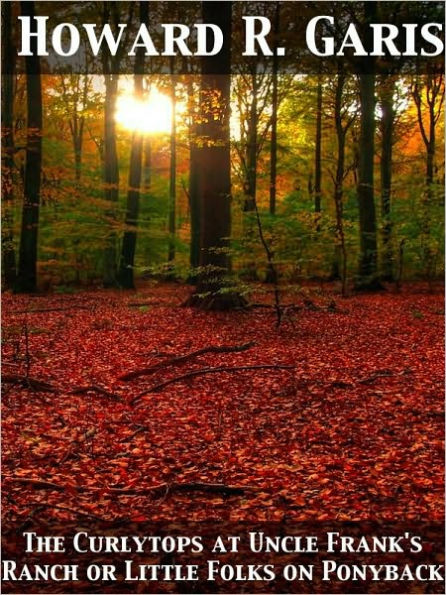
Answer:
[{"left": 1, "top": 284, "right": 444, "bottom": 523}]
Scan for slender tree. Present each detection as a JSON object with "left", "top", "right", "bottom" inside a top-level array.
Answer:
[
  {"left": 314, "top": 75, "right": 323, "bottom": 227},
  {"left": 59, "top": 74, "right": 91, "bottom": 183},
  {"left": 16, "top": 1, "right": 42, "bottom": 293},
  {"left": 328, "top": 71, "right": 356, "bottom": 296},
  {"left": 243, "top": 71, "right": 258, "bottom": 212},
  {"left": 187, "top": 78, "right": 200, "bottom": 272},
  {"left": 102, "top": 2, "right": 134, "bottom": 287},
  {"left": 269, "top": 2, "right": 280, "bottom": 217},
  {"left": 168, "top": 67, "right": 177, "bottom": 263},
  {"left": 356, "top": 1, "right": 380, "bottom": 290},
  {"left": 412, "top": 74, "right": 444, "bottom": 198},
  {"left": 379, "top": 76, "right": 395, "bottom": 281},
  {"left": 1, "top": 1, "right": 17, "bottom": 287},
  {"left": 118, "top": 2, "right": 148, "bottom": 289}
]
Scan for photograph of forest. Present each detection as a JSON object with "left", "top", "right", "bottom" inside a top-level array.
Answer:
[{"left": 1, "top": 1, "right": 445, "bottom": 593}]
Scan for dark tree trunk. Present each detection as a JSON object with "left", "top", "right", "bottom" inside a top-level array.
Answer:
[
  {"left": 379, "top": 77, "right": 394, "bottom": 281},
  {"left": 118, "top": 2, "right": 149, "bottom": 289},
  {"left": 355, "top": 1, "right": 380, "bottom": 290},
  {"left": 1, "top": 1, "right": 17, "bottom": 287},
  {"left": 314, "top": 75, "right": 322, "bottom": 225},
  {"left": 189, "top": 143, "right": 200, "bottom": 270},
  {"left": 118, "top": 1, "right": 148, "bottom": 289},
  {"left": 16, "top": 1, "right": 42, "bottom": 293},
  {"left": 332, "top": 73, "right": 349, "bottom": 297},
  {"left": 102, "top": 74, "right": 120, "bottom": 287},
  {"left": 186, "top": 1, "right": 246, "bottom": 309},
  {"left": 118, "top": 112, "right": 142, "bottom": 289},
  {"left": 269, "top": 2, "right": 280, "bottom": 216},
  {"left": 265, "top": 5, "right": 280, "bottom": 284},
  {"left": 101, "top": 1, "right": 132, "bottom": 287},
  {"left": 243, "top": 73, "right": 258, "bottom": 212},
  {"left": 187, "top": 79, "right": 200, "bottom": 272},
  {"left": 168, "top": 71, "right": 177, "bottom": 263}
]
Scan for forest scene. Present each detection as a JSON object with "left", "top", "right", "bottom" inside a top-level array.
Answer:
[{"left": 1, "top": 1, "right": 445, "bottom": 593}]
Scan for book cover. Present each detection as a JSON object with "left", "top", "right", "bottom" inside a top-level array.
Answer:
[{"left": 1, "top": 1, "right": 444, "bottom": 593}]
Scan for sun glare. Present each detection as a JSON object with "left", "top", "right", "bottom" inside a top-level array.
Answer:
[{"left": 115, "top": 89, "right": 172, "bottom": 134}]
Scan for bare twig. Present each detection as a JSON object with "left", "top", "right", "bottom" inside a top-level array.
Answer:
[
  {"left": 131, "top": 364, "right": 294, "bottom": 404},
  {"left": 358, "top": 370, "right": 394, "bottom": 385},
  {"left": 2, "top": 374, "right": 57, "bottom": 393},
  {"left": 70, "top": 385, "right": 122, "bottom": 401},
  {"left": 253, "top": 201, "right": 282, "bottom": 327},
  {"left": 120, "top": 341, "right": 256, "bottom": 381},
  {"left": 5, "top": 477, "right": 258, "bottom": 497}
]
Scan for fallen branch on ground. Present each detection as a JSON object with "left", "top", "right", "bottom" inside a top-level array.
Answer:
[
  {"left": 120, "top": 341, "right": 256, "bottom": 381},
  {"left": 2, "top": 374, "right": 57, "bottom": 393},
  {"left": 131, "top": 364, "right": 294, "bottom": 404},
  {"left": 70, "top": 385, "right": 122, "bottom": 401},
  {"left": 358, "top": 370, "right": 394, "bottom": 385},
  {"left": 5, "top": 477, "right": 258, "bottom": 497}
]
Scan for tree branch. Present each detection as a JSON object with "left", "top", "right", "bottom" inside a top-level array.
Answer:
[
  {"left": 131, "top": 365, "right": 294, "bottom": 404},
  {"left": 120, "top": 342, "right": 256, "bottom": 381}
]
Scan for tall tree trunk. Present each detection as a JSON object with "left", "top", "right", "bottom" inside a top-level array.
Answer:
[
  {"left": 189, "top": 145, "right": 200, "bottom": 271},
  {"left": 379, "top": 77, "right": 394, "bottom": 281},
  {"left": 102, "top": 74, "right": 119, "bottom": 287},
  {"left": 269, "top": 2, "right": 280, "bottom": 216},
  {"left": 1, "top": 1, "right": 17, "bottom": 287},
  {"left": 356, "top": 1, "right": 380, "bottom": 290},
  {"left": 314, "top": 75, "right": 322, "bottom": 228},
  {"left": 186, "top": 79, "right": 200, "bottom": 272},
  {"left": 243, "top": 74, "right": 258, "bottom": 212},
  {"left": 168, "top": 71, "right": 177, "bottom": 263},
  {"left": 16, "top": 1, "right": 42, "bottom": 293},
  {"left": 242, "top": 73, "right": 259, "bottom": 280},
  {"left": 332, "top": 73, "right": 349, "bottom": 297},
  {"left": 186, "top": 1, "right": 245, "bottom": 309},
  {"left": 117, "top": 4, "right": 147, "bottom": 289}
]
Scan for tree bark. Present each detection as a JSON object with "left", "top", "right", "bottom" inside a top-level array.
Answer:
[
  {"left": 102, "top": 73, "right": 120, "bottom": 287},
  {"left": 332, "top": 73, "right": 349, "bottom": 296},
  {"left": 187, "top": 79, "right": 200, "bottom": 272},
  {"left": 379, "top": 77, "right": 394, "bottom": 281},
  {"left": 186, "top": 1, "right": 246, "bottom": 309},
  {"left": 118, "top": 1, "right": 148, "bottom": 289},
  {"left": 355, "top": 1, "right": 380, "bottom": 290},
  {"left": 314, "top": 75, "right": 322, "bottom": 228},
  {"left": 16, "top": 1, "right": 42, "bottom": 293},
  {"left": 269, "top": 2, "right": 280, "bottom": 216},
  {"left": 1, "top": 1, "right": 17, "bottom": 287},
  {"left": 243, "top": 73, "right": 258, "bottom": 212},
  {"left": 168, "top": 69, "right": 177, "bottom": 263}
]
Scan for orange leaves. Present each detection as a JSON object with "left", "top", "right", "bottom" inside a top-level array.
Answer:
[{"left": 1, "top": 286, "right": 444, "bottom": 524}]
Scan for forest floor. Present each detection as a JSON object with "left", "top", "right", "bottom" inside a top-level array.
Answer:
[{"left": 2, "top": 282, "right": 444, "bottom": 524}]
